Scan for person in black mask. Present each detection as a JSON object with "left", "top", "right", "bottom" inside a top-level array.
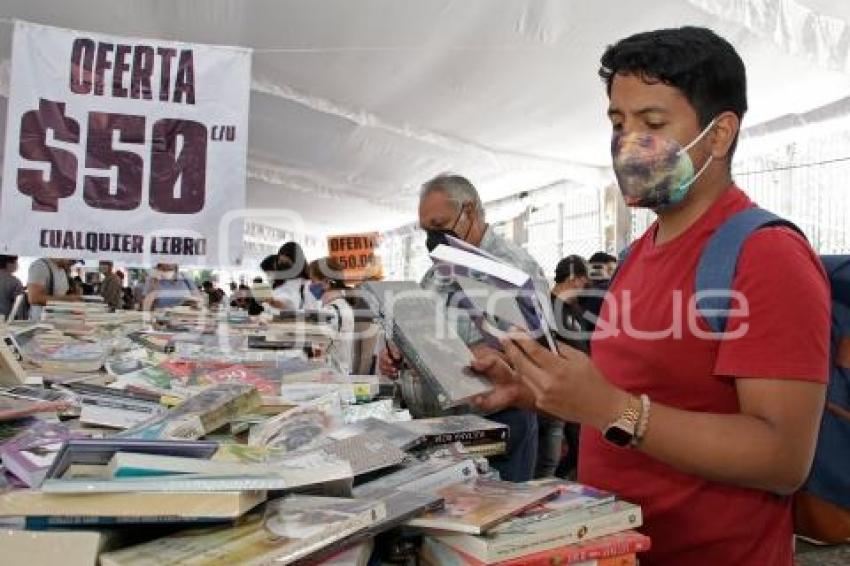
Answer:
[
  {"left": 423, "top": 196, "right": 478, "bottom": 253},
  {"left": 579, "top": 251, "right": 617, "bottom": 330},
  {"left": 378, "top": 174, "right": 547, "bottom": 482}
]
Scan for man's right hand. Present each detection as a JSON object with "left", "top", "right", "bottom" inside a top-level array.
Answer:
[
  {"left": 378, "top": 344, "right": 402, "bottom": 379},
  {"left": 470, "top": 347, "right": 536, "bottom": 413}
]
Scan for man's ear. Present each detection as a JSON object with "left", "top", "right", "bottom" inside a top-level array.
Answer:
[{"left": 710, "top": 111, "right": 740, "bottom": 161}]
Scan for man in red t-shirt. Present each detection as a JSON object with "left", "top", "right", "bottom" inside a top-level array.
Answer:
[{"left": 472, "top": 27, "right": 829, "bottom": 565}]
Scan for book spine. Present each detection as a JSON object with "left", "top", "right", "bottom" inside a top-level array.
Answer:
[
  {"left": 498, "top": 538, "right": 649, "bottom": 566},
  {"left": 421, "top": 537, "right": 479, "bottom": 566},
  {"left": 489, "top": 507, "right": 643, "bottom": 561},
  {"left": 422, "top": 429, "right": 508, "bottom": 447},
  {"left": 25, "top": 515, "right": 232, "bottom": 529},
  {"left": 594, "top": 556, "right": 637, "bottom": 566},
  {"left": 41, "top": 476, "right": 291, "bottom": 493},
  {"left": 79, "top": 397, "right": 159, "bottom": 412}
]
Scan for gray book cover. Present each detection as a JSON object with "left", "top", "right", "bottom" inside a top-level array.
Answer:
[{"left": 364, "top": 282, "right": 492, "bottom": 409}]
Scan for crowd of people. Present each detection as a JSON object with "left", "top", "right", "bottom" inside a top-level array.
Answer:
[
  {"left": 0, "top": 257, "right": 221, "bottom": 319},
  {"left": 0, "top": 249, "right": 357, "bottom": 323}
]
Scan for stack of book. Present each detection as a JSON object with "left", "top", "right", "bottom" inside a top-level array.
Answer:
[
  {"left": 6, "top": 325, "right": 108, "bottom": 374},
  {"left": 396, "top": 414, "right": 509, "bottom": 457},
  {"left": 0, "top": 296, "right": 651, "bottom": 565},
  {"left": 414, "top": 478, "right": 648, "bottom": 565}
]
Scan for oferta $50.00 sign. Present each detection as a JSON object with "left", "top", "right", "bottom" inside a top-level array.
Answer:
[{"left": 0, "top": 21, "right": 251, "bottom": 265}]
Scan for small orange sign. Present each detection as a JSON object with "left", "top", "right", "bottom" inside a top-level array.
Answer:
[{"left": 327, "top": 232, "right": 382, "bottom": 280}]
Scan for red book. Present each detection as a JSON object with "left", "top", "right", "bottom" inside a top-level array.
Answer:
[{"left": 494, "top": 530, "right": 649, "bottom": 566}]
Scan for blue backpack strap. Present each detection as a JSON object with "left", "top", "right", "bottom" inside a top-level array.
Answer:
[
  {"left": 822, "top": 255, "right": 850, "bottom": 307},
  {"left": 695, "top": 207, "right": 804, "bottom": 334}
]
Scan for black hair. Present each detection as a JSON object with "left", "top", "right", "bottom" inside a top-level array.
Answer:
[
  {"left": 589, "top": 252, "right": 617, "bottom": 264},
  {"left": 600, "top": 26, "right": 747, "bottom": 155},
  {"left": 276, "top": 241, "right": 309, "bottom": 280},
  {"left": 0, "top": 255, "right": 18, "bottom": 270},
  {"left": 259, "top": 254, "right": 277, "bottom": 273},
  {"left": 554, "top": 255, "right": 589, "bottom": 284}
]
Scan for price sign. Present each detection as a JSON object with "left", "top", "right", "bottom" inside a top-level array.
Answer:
[
  {"left": 0, "top": 21, "right": 251, "bottom": 264},
  {"left": 327, "top": 232, "right": 383, "bottom": 280}
]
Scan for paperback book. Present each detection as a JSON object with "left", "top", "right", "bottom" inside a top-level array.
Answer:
[
  {"left": 120, "top": 383, "right": 261, "bottom": 440},
  {"left": 362, "top": 281, "right": 492, "bottom": 409},
  {"left": 422, "top": 533, "right": 647, "bottom": 566},
  {"left": 352, "top": 456, "right": 478, "bottom": 498},
  {"left": 430, "top": 235, "right": 557, "bottom": 352},
  {"left": 0, "top": 392, "right": 70, "bottom": 421},
  {"left": 0, "top": 420, "right": 82, "bottom": 487},
  {"left": 407, "top": 478, "right": 559, "bottom": 535},
  {"left": 99, "top": 496, "right": 386, "bottom": 566},
  {"left": 45, "top": 438, "right": 219, "bottom": 480},
  {"left": 0, "top": 489, "right": 265, "bottom": 519},
  {"left": 396, "top": 415, "right": 508, "bottom": 449}
]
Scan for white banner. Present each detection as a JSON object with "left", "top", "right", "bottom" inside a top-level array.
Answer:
[{"left": 0, "top": 21, "right": 251, "bottom": 266}]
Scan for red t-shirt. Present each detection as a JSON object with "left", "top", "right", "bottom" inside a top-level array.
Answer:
[{"left": 579, "top": 186, "right": 830, "bottom": 565}]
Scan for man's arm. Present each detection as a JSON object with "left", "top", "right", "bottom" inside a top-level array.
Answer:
[
  {"left": 26, "top": 282, "right": 79, "bottom": 305},
  {"left": 476, "top": 336, "right": 825, "bottom": 495},
  {"left": 626, "top": 377, "right": 825, "bottom": 494},
  {"left": 26, "top": 282, "right": 49, "bottom": 306}
]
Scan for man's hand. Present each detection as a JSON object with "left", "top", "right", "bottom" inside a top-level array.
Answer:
[
  {"left": 487, "top": 332, "right": 628, "bottom": 429},
  {"left": 378, "top": 344, "right": 402, "bottom": 379},
  {"left": 470, "top": 346, "right": 537, "bottom": 413}
]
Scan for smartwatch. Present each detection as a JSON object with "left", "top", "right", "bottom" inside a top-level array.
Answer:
[{"left": 603, "top": 395, "right": 642, "bottom": 447}]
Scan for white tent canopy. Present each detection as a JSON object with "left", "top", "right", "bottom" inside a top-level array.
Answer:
[{"left": 2, "top": 0, "right": 850, "bottom": 237}]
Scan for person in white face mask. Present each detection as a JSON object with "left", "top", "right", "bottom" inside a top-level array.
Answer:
[
  {"left": 308, "top": 257, "right": 355, "bottom": 374},
  {"left": 142, "top": 263, "right": 203, "bottom": 311}
]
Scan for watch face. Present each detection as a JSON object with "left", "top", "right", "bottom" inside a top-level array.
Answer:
[{"left": 604, "top": 424, "right": 634, "bottom": 447}]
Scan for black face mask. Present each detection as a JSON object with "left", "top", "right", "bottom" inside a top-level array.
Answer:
[
  {"left": 425, "top": 228, "right": 458, "bottom": 253},
  {"left": 424, "top": 207, "right": 471, "bottom": 253}
]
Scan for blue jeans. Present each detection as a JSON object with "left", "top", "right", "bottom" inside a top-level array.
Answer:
[
  {"left": 535, "top": 414, "right": 564, "bottom": 478},
  {"left": 486, "top": 408, "right": 539, "bottom": 482}
]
